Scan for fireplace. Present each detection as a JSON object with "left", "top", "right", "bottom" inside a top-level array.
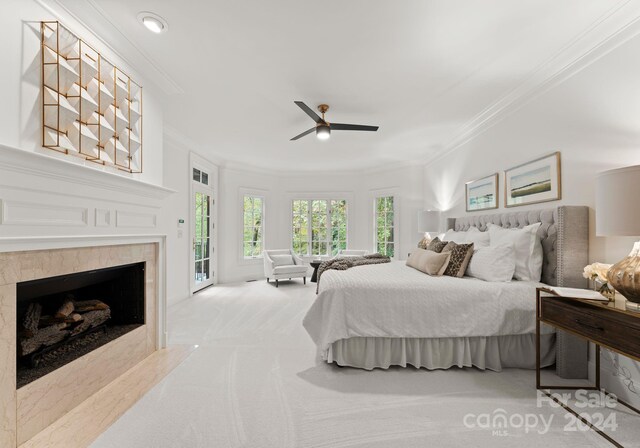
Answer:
[
  {"left": 16, "top": 262, "right": 146, "bottom": 388},
  {"left": 0, "top": 242, "right": 160, "bottom": 446}
]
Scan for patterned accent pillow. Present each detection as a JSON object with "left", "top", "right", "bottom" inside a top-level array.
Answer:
[
  {"left": 426, "top": 237, "right": 448, "bottom": 253},
  {"left": 441, "top": 242, "right": 475, "bottom": 277}
]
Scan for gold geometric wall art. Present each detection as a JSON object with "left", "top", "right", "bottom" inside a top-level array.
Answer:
[{"left": 41, "top": 21, "right": 143, "bottom": 173}]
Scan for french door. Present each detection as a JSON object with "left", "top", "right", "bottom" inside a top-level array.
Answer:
[
  {"left": 193, "top": 189, "right": 213, "bottom": 290},
  {"left": 190, "top": 153, "right": 217, "bottom": 293}
]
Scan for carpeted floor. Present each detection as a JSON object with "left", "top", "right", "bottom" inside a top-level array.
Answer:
[{"left": 91, "top": 280, "right": 627, "bottom": 447}]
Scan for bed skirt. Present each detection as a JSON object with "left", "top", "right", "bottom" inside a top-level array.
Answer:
[{"left": 326, "top": 334, "right": 556, "bottom": 371}]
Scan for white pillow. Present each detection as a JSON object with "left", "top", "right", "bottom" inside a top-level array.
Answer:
[
  {"left": 466, "top": 244, "right": 516, "bottom": 282},
  {"left": 487, "top": 223, "right": 543, "bottom": 281},
  {"left": 443, "top": 229, "right": 468, "bottom": 244},
  {"left": 465, "top": 227, "right": 490, "bottom": 248},
  {"left": 270, "top": 254, "right": 294, "bottom": 267},
  {"left": 443, "top": 227, "right": 489, "bottom": 247}
]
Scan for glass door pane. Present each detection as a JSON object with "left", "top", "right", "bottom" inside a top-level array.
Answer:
[{"left": 194, "top": 192, "right": 212, "bottom": 288}]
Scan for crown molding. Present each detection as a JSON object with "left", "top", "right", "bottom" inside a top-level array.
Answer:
[
  {"left": 37, "top": 0, "right": 183, "bottom": 95},
  {"left": 158, "top": 1, "right": 640, "bottom": 175},
  {"left": 165, "top": 125, "right": 419, "bottom": 177},
  {"left": 425, "top": 0, "right": 640, "bottom": 168},
  {"left": 163, "top": 126, "right": 226, "bottom": 167},
  {"left": 84, "top": 0, "right": 183, "bottom": 95},
  {"left": 222, "top": 158, "right": 419, "bottom": 178},
  {"left": 0, "top": 144, "right": 175, "bottom": 200}
]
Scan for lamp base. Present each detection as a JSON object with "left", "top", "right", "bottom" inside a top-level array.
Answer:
[
  {"left": 607, "top": 241, "right": 640, "bottom": 304},
  {"left": 418, "top": 237, "right": 431, "bottom": 249}
]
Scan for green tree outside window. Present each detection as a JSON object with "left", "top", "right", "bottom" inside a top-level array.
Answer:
[
  {"left": 292, "top": 199, "right": 347, "bottom": 256},
  {"left": 243, "top": 196, "right": 263, "bottom": 257},
  {"left": 375, "top": 196, "right": 394, "bottom": 258}
]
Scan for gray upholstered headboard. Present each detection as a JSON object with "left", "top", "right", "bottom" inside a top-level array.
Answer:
[
  {"left": 447, "top": 206, "right": 590, "bottom": 379},
  {"left": 446, "top": 206, "right": 589, "bottom": 288}
]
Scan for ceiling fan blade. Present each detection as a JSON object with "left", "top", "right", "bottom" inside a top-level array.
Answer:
[
  {"left": 294, "top": 101, "right": 324, "bottom": 124},
  {"left": 330, "top": 123, "right": 379, "bottom": 132},
  {"left": 290, "top": 126, "right": 316, "bottom": 141}
]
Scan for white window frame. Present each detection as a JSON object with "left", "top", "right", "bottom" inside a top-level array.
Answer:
[
  {"left": 242, "top": 195, "right": 264, "bottom": 260},
  {"left": 290, "top": 196, "right": 349, "bottom": 257},
  {"left": 371, "top": 188, "right": 399, "bottom": 260},
  {"left": 238, "top": 188, "right": 267, "bottom": 264}
]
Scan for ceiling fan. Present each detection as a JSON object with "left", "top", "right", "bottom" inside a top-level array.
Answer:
[{"left": 290, "top": 101, "right": 379, "bottom": 141}]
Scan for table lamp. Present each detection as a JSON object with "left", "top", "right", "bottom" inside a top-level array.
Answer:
[
  {"left": 596, "top": 165, "right": 640, "bottom": 311},
  {"left": 418, "top": 210, "right": 441, "bottom": 249}
]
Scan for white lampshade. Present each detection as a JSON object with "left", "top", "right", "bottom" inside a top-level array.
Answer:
[
  {"left": 418, "top": 210, "right": 441, "bottom": 234},
  {"left": 596, "top": 165, "right": 640, "bottom": 236}
]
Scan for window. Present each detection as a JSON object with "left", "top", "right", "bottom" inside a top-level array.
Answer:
[
  {"left": 193, "top": 168, "right": 209, "bottom": 185},
  {"left": 243, "top": 196, "right": 263, "bottom": 258},
  {"left": 375, "top": 196, "right": 395, "bottom": 258},
  {"left": 292, "top": 199, "right": 347, "bottom": 256}
]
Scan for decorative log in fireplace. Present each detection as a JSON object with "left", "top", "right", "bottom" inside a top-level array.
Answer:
[
  {"left": 16, "top": 262, "right": 145, "bottom": 388},
  {"left": 19, "top": 297, "right": 112, "bottom": 358}
]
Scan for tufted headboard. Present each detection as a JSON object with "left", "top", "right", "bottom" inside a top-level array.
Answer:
[
  {"left": 446, "top": 206, "right": 589, "bottom": 288},
  {"left": 447, "top": 206, "right": 590, "bottom": 379}
]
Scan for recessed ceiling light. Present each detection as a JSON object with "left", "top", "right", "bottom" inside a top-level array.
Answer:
[{"left": 137, "top": 12, "right": 168, "bottom": 34}]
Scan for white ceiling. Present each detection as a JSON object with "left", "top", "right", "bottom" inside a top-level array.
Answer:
[{"left": 53, "top": 0, "right": 635, "bottom": 172}]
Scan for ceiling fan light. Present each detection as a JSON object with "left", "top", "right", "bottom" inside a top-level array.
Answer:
[{"left": 316, "top": 124, "right": 331, "bottom": 140}]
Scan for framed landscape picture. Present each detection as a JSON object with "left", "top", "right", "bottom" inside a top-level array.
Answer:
[
  {"left": 465, "top": 173, "right": 498, "bottom": 212},
  {"left": 504, "top": 152, "right": 561, "bottom": 208}
]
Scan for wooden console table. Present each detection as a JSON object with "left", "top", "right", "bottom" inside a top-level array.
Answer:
[{"left": 536, "top": 287, "right": 640, "bottom": 447}]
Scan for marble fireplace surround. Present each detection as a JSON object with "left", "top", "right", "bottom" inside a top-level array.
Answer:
[{"left": 0, "top": 236, "right": 167, "bottom": 447}]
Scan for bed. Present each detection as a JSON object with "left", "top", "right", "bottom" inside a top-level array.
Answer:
[{"left": 302, "top": 206, "right": 590, "bottom": 376}]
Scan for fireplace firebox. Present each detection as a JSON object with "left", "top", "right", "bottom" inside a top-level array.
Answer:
[{"left": 16, "top": 262, "right": 145, "bottom": 388}]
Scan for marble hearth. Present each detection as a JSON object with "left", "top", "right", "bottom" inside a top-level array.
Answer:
[{"left": 0, "top": 242, "right": 160, "bottom": 447}]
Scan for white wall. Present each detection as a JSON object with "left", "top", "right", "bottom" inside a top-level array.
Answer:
[
  {"left": 216, "top": 164, "right": 424, "bottom": 283},
  {"left": 162, "top": 139, "right": 191, "bottom": 306},
  {"left": 423, "top": 32, "right": 640, "bottom": 406},
  {"left": 161, "top": 143, "right": 424, "bottom": 291}
]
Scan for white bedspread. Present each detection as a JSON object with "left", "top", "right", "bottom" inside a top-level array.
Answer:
[{"left": 302, "top": 261, "right": 550, "bottom": 359}]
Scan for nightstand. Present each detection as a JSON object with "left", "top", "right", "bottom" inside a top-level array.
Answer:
[
  {"left": 310, "top": 261, "right": 322, "bottom": 283},
  {"left": 536, "top": 288, "right": 640, "bottom": 446}
]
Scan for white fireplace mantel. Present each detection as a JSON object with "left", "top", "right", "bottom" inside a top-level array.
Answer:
[
  {"left": 0, "top": 142, "right": 176, "bottom": 447},
  {"left": 0, "top": 144, "right": 175, "bottom": 240},
  {"left": 0, "top": 143, "right": 175, "bottom": 200}
]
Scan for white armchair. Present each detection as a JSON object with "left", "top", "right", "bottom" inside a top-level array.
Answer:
[{"left": 263, "top": 249, "right": 309, "bottom": 287}]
